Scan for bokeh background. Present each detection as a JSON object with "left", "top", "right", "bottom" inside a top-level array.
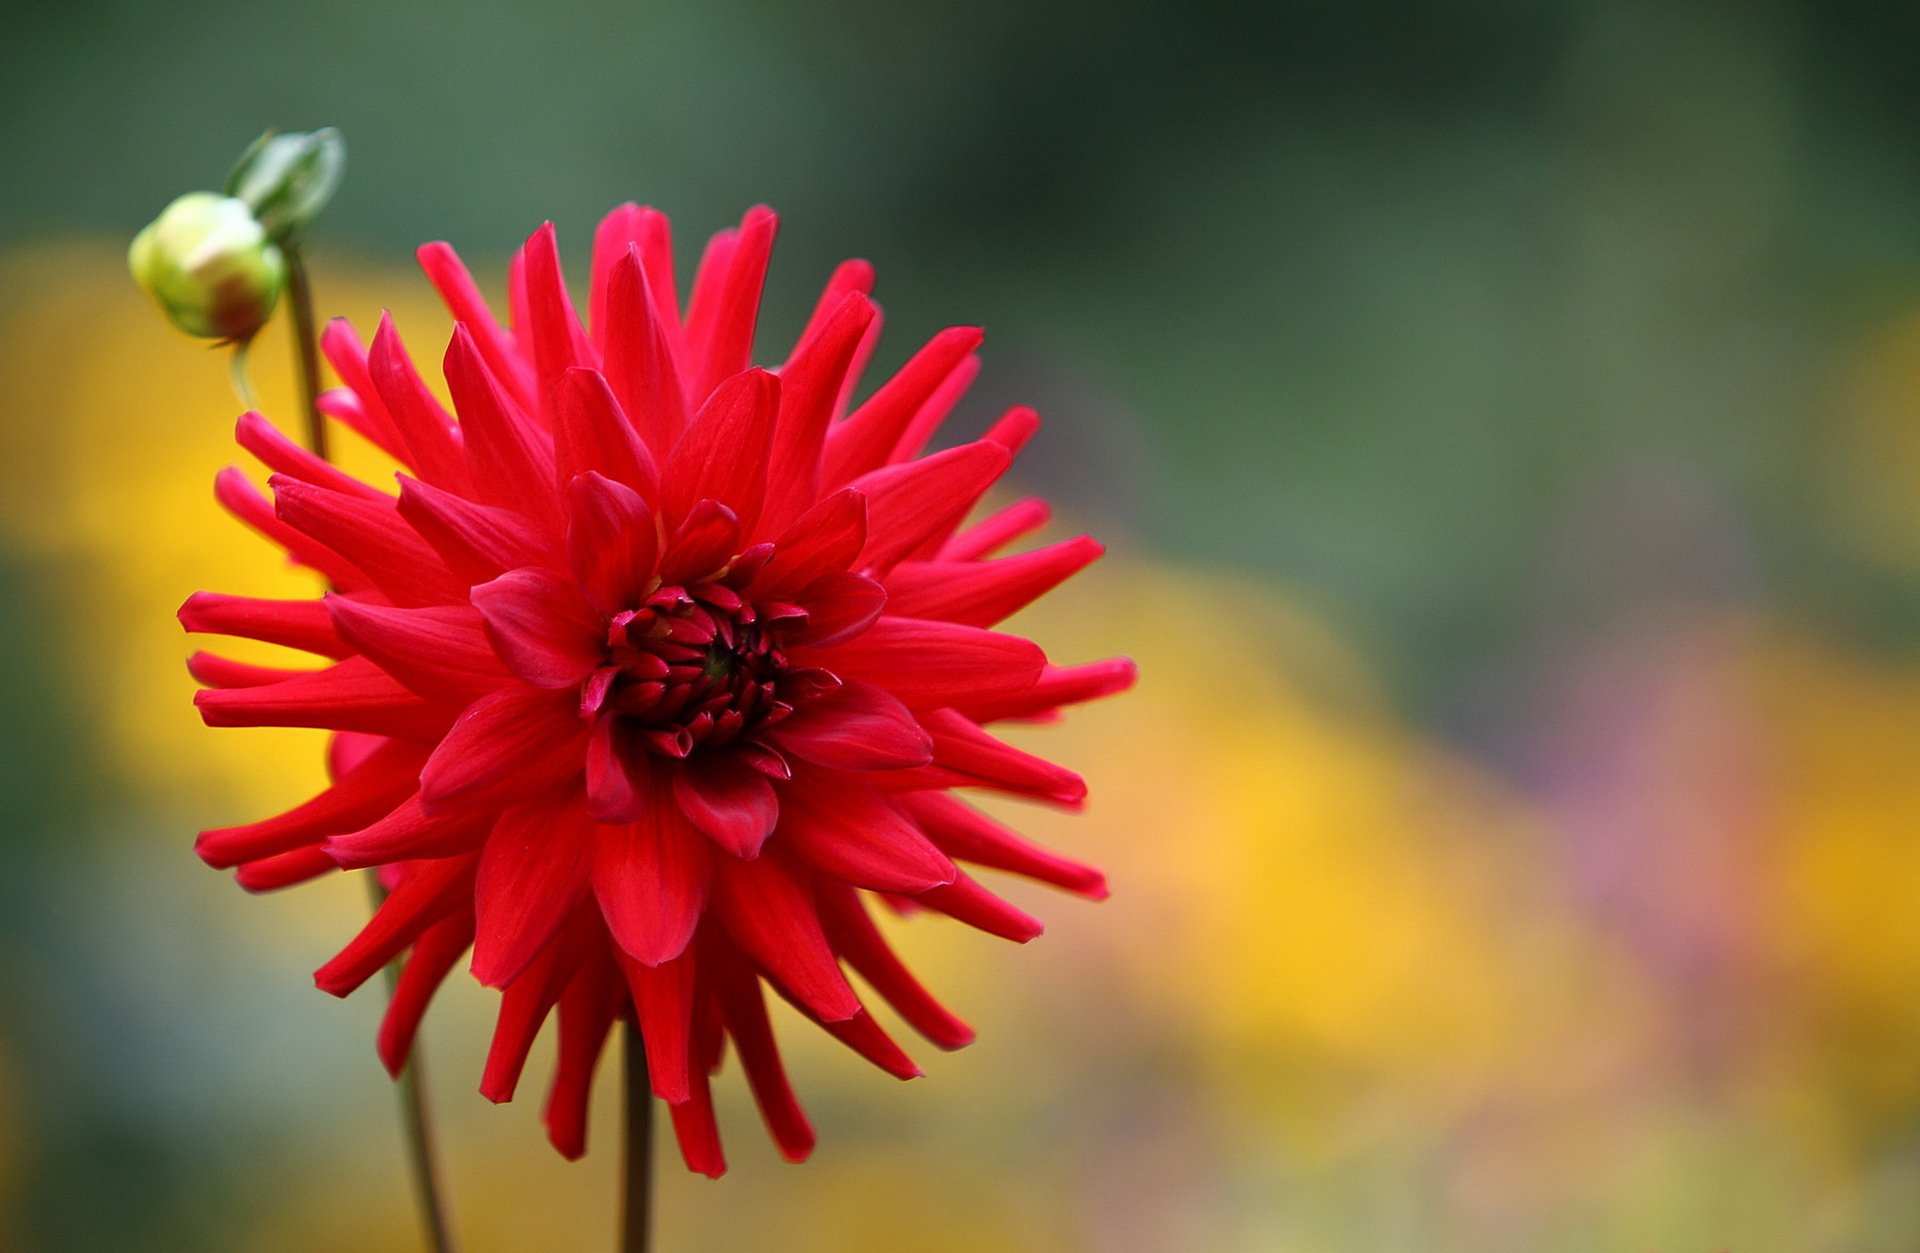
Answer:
[{"left": 7, "top": 1, "right": 1920, "bottom": 1248}]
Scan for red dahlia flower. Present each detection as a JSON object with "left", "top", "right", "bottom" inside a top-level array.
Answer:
[{"left": 182, "top": 204, "right": 1134, "bottom": 1174}]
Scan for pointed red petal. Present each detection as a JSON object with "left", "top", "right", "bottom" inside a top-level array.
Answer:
[
  {"left": 794, "top": 616, "right": 1044, "bottom": 710},
  {"left": 314, "top": 855, "right": 478, "bottom": 996},
  {"left": 787, "top": 571, "right": 886, "bottom": 648},
  {"left": 711, "top": 854, "right": 860, "bottom": 1022},
  {"left": 596, "top": 780, "right": 713, "bottom": 966},
  {"left": 471, "top": 791, "right": 597, "bottom": 987},
  {"left": 776, "top": 773, "right": 954, "bottom": 893},
  {"left": 554, "top": 367, "right": 660, "bottom": 503},
  {"left": 662, "top": 368, "right": 779, "bottom": 533},
  {"left": 602, "top": 247, "right": 689, "bottom": 456},
  {"left": 470, "top": 567, "right": 606, "bottom": 689},
  {"left": 377, "top": 910, "right": 473, "bottom": 1075},
  {"left": 883, "top": 536, "right": 1104, "bottom": 628},
  {"left": 418, "top": 685, "right": 588, "bottom": 813},
  {"left": 325, "top": 598, "right": 509, "bottom": 705},
  {"left": 671, "top": 754, "right": 779, "bottom": 859},
  {"left": 770, "top": 680, "right": 932, "bottom": 771},
  {"left": 760, "top": 292, "right": 877, "bottom": 535},
  {"left": 566, "top": 472, "right": 659, "bottom": 616},
  {"left": 848, "top": 439, "right": 1011, "bottom": 573},
  {"left": 748, "top": 489, "right": 866, "bottom": 599},
  {"left": 179, "top": 592, "right": 348, "bottom": 659},
  {"left": 819, "top": 326, "right": 983, "bottom": 488}
]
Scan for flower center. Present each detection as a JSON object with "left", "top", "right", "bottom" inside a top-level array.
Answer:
[{"left": 580, "top": 581, "right": 799, "bottom": 758}]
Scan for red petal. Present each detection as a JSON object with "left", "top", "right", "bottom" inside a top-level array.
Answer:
[
  {"left": 417, "top": 241, "right": 537, "bottom": 408},
  {"left": 794, "top": 616, "right": 1044, "bottom": 710},
  {"left": 621, "top": 951, "right": 697, "bottom": 1103},
  {"left": 656, "top": 499, "right": 741, "bottom": 586},
  {"left": 480, "top": 923, "right": 577, "bottom": 1101},
  {"left": 888, "top": 355, "right": 981, "bottom": 467},
  {"left": 542, "top": 946, "right": 621, "bottom": 1157},
  {"left": 819, "top": 326, "right": 983, "bottom": 488},
  {"left": 325, "top": 598, "right": 509, "bottom": 705},
  {"left": 666, "top": 1067, "right": 727, "bottom": 1179},
  {"left": 444, "top": 325, "right": 562, "bottom": 533},
  {"left": 326, "top": 793, "right": 495, "bottom": 869},
  {"left": 897, "top": 791, "right": 1106, "bottom": 899},
  {"left": 585, "top": 714, "right": 645, "bottom": 822},
  {"left": 770, "top": 680, "right": 932, "bottom": 772},
  {"left": 566, "top": 473, "right": 658, "bottom": 616},
  {"left": 318, "top": 319, "right": 409, "bottom": 463},
  {"left": 179, "top": 592, "right": 348, "bottom": 659},
  {"left": 520, "top": 222, "right": 597, "bottom": 415},
  {"left": 377, "top": 911, "right": 473, "bottom": 1075},
  {"left": 671, "top": 754, "right": 778, "bottom": 859},
  {"left": 775, "top": 773, "right": 955, "bottom": 893},
  {"left": 186, "top": 652, "right": 314, "bottom": 689},
  {"left": 936, "top": 496, "right": 1051, "bottom": 562},
  {"left": 234, "top": 845, "right": 338, "bottom": 892},
  {"left": 195, "top": 737, "right": 427, "bottom": 868},
  {"left": 471, "top": 791, "right": 597, "bottom": 987},
  {"left": 368, "top": 313, "right": 470, "bottom": 490},
  {"left": 314, "top": 854, "right": 478, "bottom": 996},
  {"left": 395, "top": 474, "right": 555, "bottom": 586},
  {"left": 418, "top": 685, "right": 588, "bottom": 813},
  {"left": 215, "top": 466, "right": 365, "bottom": 589},
  {"left": 848, "top": 440, "right": 1011, "bottom": 573},
  {"left": 882, "top": 536, "right": 1104, "bottom": 628},
  {"left": 235, "top": 410, "right": 387, "bottom": 501},
  {"left": 760, "top": 292, "right": 877, "bottom": 535},
  {"left": 194, "top": 656, "right": 454, "bottom": 740},
  {"left": 692, "top": 206, "right": 776, "bottom": 401},
  {"left": 471, "top": 567, "right": 606, "bottom": 689},
  {"left": 816, "top": 881, "right": 974, "bottom": 1049},
  {"left": 748, "top": 489, "right": 866, "bottom": 599},
  {"left": 601, "top": 247, "right": 689, "bottom": 455},
  {"left": 955, "top": 656, "right": 1138, "bottom": 724},
  {"left": 915, "top": 870, "right": 1044, "bottom": 942},
  {"left": 710, "top": 854, "right": 860, "bottom": 1022},
  {"left": 596, "top": 780, "right": 713, "bottom": 966},
  {"left": 787, "top": 571, "right": 886, "bottom": 648},
  {"left": 921, "top": 707, "right": 1087, "bottom": 806},
  {"left": 554, "top": 367, "right": 659, "bottom": 503},
  {"left": 662, "top": 368, "right": 779, "bottom": 533},
  {"left": 710, "top": 941, "right": 814, "bottom": 1161},
  {"left": 273, "top": 476, "right": 464, "bottom": 607}
]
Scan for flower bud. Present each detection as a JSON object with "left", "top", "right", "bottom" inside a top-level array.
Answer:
[{"left": 127, "top": 192, "right": 287, "bottom": 341}]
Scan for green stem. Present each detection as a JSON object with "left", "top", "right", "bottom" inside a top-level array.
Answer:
[
  {"left": 283, "top": 247, "right": 329, "bottom": 462},
  {"left": 622, "top": 1020, "right": 654, "bottom": 1253},
  {"left": 283, "top": 247, "right": 458, "bottom": 1253},
  {"left": 366, "top": 877, "right": 461, "bottom": 1253}
]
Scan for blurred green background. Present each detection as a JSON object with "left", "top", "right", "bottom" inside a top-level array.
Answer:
[{"left": 9, "top": 0, "right": 1920, "bottom": 1248}]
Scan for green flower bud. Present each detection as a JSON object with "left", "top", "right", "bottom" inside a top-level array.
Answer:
[{"left": 127, "top": 191, "right": 287, "bottom": 341}]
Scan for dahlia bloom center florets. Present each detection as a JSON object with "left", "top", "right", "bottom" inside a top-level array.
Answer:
[{"left": 586, "top": 570, "right": 802, "bottom": 758}]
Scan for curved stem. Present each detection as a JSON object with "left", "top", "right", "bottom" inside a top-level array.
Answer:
[
  {"left": 226, "top": 341, "right": 259, "bottom": 411},
  {"left": 283, "top": 246, "right": 459, "bottom": 1253},
  {"left": 622, "top": 1020, "right": 654, "bottom": 1253}
]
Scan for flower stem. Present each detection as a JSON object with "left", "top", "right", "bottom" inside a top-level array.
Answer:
[
  {"left": 280, "top": 246, "right": 459, "bottom": 1253},
  {"left": 283, "top": 247, "right": 329, "bottom": 462},
  {"left": 622, "top": 1020, "right": 654, "bottom": 1253},
  {"left": 366, "top": 877, "right": 462, "bottom": 1253}
]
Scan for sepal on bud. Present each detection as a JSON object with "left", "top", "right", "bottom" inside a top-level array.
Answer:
[
  {"left": 225, "top": 128, "right": 346, "bottom": 241},
  {"left": 127, "top": 191, "right": 287, "bottom": 341}
]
